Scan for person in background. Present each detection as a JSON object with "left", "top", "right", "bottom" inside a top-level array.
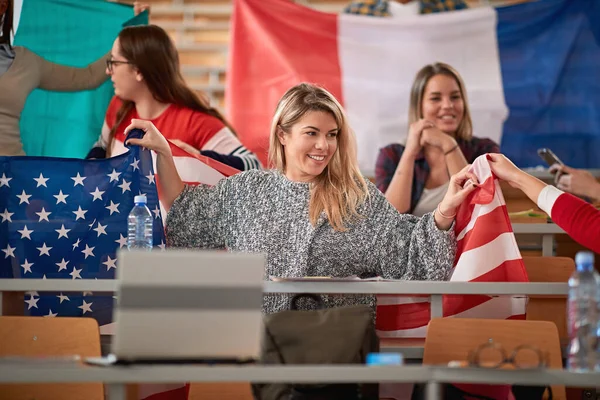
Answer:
[
  {"left": 489, "top": 153, "right": 600, "bottom": 254},
  {"left": 550, "top": 164, "right": 600, "bottom": 203},
  {"left": 122, "top": 82, "right": 477, "bottom": 314},
  {"left": 343, "top": 0, "right": 467, "bottom": 17},
  {"left": 87, "top": 25, "right": 261, "bottom": 171},
  {"left": 376, "top": 62, "right": 499, "bottom": 215},
  {"left": 0, "top": 0, "right": 147, "bottom": 156}
]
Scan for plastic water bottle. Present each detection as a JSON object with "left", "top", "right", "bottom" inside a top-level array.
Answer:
[
  {"left": 567, "top": 251, "right": 599, "bottom": 371},
  {"left": 127, "top": 195, "right": 153, "bottom": 251}
]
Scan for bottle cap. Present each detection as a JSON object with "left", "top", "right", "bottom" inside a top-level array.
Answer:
[
  {"left": 134, "top": 195, "right": 147, "bottom": 204},
  {"left": 575, "top": 251, "right": 594, "bottom": 271},
  {"left": 366, "top": 353, "right": 403, "bottom": 366}
]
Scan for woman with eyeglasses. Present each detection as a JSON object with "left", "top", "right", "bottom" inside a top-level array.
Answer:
[
  {"left": 0, "top": 0, "right": 147, "bottom": 156},
  {"left": 87, "top": 25, "right": 261, "bottom": 171},
  {"left": 488, "top": 153, "right": 600, "bottom": 254}
]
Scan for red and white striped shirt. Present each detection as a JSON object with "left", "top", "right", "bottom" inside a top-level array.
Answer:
[{"left": 93, "top": 97, "right": 261, "bottom": 170}]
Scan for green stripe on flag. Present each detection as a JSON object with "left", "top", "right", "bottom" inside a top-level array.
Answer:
[{"left": 13, "top": 0, "right": 148, "bottom": 158}]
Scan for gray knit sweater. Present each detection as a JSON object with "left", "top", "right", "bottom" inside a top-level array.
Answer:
[{"left": 165, "top": 169, "right": 456, "bottom": 314}]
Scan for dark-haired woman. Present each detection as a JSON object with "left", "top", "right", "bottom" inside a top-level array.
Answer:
[{"left": 88, "top": 25, "right": 261, "bottom": 170}]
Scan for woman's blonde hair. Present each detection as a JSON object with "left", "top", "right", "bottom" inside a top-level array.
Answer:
[
  {"left": 268, "top": 83, "right": 369, "bottom": 232},
  {"left": 408, "top": 62, "right": 473, "bottom": 141}
]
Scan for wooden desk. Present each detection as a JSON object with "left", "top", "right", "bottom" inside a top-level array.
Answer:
[{"left": 1, "top": 362, "right": 599, "bottom": 400}]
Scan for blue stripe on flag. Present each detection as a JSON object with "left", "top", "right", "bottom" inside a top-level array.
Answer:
[{"left": 497, "top": 0, "right": 600, "bottom": 168}]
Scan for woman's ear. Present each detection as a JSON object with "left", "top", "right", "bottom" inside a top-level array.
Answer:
[
  {"left": 277, "top": 126, "right": 286, "bottom": 146},
  {"left": 135, "top": 69, "right": 144, "bottom": 82}
]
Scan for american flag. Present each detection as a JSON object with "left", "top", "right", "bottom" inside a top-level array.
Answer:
[
  {"left": 0, "top": 130, "right": 165, "bottom": 325},
  {"left": 1, "top": 132, "right": 240, "bottom": 400},
  {"left": 376, "top": 154, "right": 529, "bottom": 337}
]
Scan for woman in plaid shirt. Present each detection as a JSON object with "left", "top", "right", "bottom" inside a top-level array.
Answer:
[{"left": 375, "top": 63, "right": 499, "bottom": 215}]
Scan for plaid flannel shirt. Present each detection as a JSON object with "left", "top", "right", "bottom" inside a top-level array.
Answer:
[
  {"left": 375, "top": 137, "right": 500, "bottom": 214},
  {"left": 343, "top": 0, "right": 468, "bottom": 16}
]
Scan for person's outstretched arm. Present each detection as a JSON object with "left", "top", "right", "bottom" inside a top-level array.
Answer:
[
  {"left": 368, "top": 165, "right": 478, "bottom": 280},
  {"left": 33, "top": 49, "right": 110, "bottom": 92},
  {"left": 35, "top": 3, "right": 149, "bottom": 91},
  {"left": 537, "top": 185, "right": 600, "bottom": 254},
  {"left": 488, "top": 153, "right": 600, "bottom": 253}
]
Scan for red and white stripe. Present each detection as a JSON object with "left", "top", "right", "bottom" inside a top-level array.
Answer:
[
  {"left": 111, "top": 135, "right": 238, "bottom": 185},
  {"left": 376, "top": 155, "right": 529, "bottom": 337}
]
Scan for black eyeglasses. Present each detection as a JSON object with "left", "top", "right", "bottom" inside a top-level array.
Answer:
[
  {"left": 467, "top": 340, "right": 549, "bottom": 369},
  {"left": 106, "top": 59, "right": 133, "bottom": 73}
]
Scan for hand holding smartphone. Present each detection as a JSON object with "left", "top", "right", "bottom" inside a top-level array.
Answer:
[
  {"left": 537, "top": 148, "right": 566, "bottom": 185},
  {"left": 537, "top": 148, "right": 564, "bottom": 168}
]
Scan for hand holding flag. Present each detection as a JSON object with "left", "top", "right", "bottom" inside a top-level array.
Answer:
[
  {"left": 124, "top": 119, "right": 172, "bottom": 156},
  {"left": 434, "top": 165, "right": 479, "bottom": 230}
]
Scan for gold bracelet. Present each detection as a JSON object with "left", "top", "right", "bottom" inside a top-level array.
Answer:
[{"left": 436, "top": 204, "right": 456, "bottom": 219}]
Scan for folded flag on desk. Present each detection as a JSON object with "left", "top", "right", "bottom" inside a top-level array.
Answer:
[
  {"left": 0, "top": 134, "right": 165, "bottom": 325},
  {"left": 376, "top": 155, "right": 529, "bottom": 337}
]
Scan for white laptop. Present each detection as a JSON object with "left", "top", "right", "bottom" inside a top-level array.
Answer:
[{"left": 87, "top": 249, "right": 266, "bottom": 365}]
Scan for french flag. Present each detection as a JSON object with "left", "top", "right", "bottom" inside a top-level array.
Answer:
[{"left": 226, "top": 0, "right": 508, "bottom": 175}]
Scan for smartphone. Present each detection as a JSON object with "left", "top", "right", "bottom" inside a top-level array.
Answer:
[
  {"left": 537, "top": 148, "right": 567, "bottom": 185},
  {"left": 537, "top": 148, "right": 564, "bottom": 169}
]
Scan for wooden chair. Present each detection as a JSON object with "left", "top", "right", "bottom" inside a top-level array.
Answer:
[
  {"left": 187, "top": 383, "right": 254, "bottom": 400},
  {"left": 423, "top": 318, "right": 566, "bottom": 400},
  {"left": 0, "top": 316, "right": 104, "bottom": 400},
  {"left": 523, "top": 256, "right": 574, "bottom": 341},
  {"left": 1, "top": 291, "right": 24, "bottom": 316}
]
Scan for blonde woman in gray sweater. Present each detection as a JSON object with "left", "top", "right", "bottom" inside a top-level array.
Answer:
[{"left": 124, "top": 83, "right": 478, "bottom": 314}]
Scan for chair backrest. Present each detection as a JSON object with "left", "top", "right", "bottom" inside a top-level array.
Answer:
[
  {"left": 0, "top": 316, "right": 103, "bottom": 400},
  {"left": 523, "top": 256, "right": 574, "bottom": 282},
  {"left": 187, "top": 383, "right": 254, "bottom": 400},
  {"left": 423, "top": 318, "right": 565, "bottom": 400},
  {"left": 523, "top": 256, "right": 574, "bottom": 341}
]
